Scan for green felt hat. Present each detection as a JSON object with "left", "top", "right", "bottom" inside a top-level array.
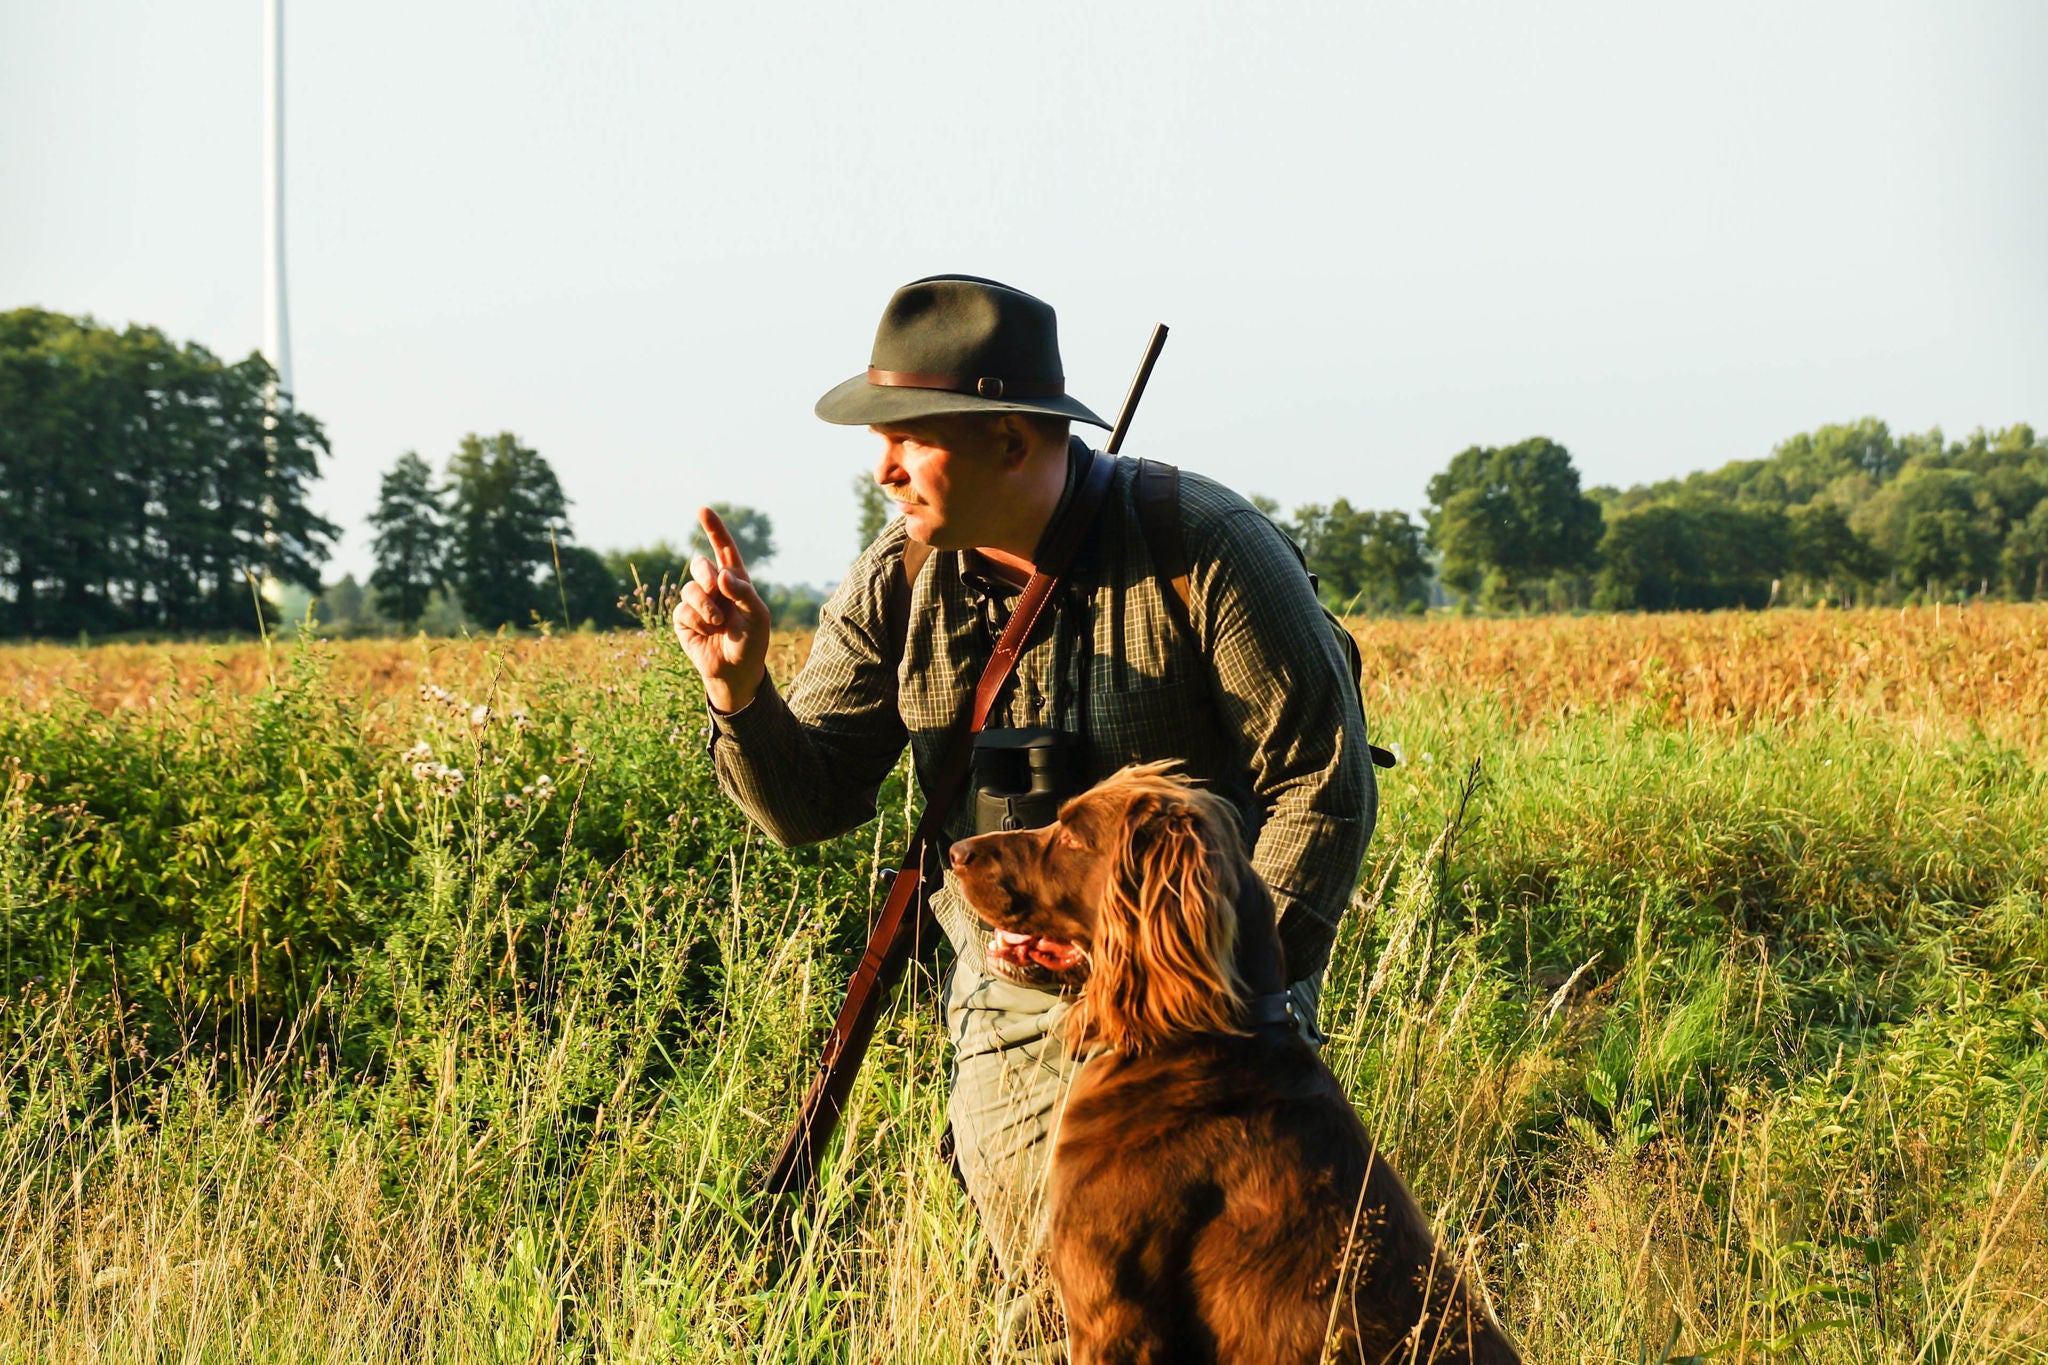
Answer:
[{"left": 815, "top": 275, "right": 1110, "bottom": 429}]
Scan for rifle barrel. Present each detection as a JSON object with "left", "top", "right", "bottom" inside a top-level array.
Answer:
[{"left": 1105, "top": 324, "right": 1169, "bottom": 456}]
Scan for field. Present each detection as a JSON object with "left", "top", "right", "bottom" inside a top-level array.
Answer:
[{"left": 1, "top": 605, "right": 2044, "bottom": 1362}]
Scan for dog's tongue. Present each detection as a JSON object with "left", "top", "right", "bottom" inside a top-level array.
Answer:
[{"left": 990, "top": 929, "right": 1085, "bottom": 972}]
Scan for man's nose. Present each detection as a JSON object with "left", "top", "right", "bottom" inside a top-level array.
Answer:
[{"left": 874, "top": 442, "right": 903, "bottom": 485}]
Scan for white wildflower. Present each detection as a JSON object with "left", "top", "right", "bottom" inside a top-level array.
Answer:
[
  {"left": 403, "top": 742, "right": 433, "bottom": 762},
  {"left": 470, "top": 704, "right": 491, "bottom": 728}
]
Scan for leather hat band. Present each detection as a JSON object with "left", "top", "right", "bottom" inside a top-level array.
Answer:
[{"left": 866, "top": 367, "right": 1065, "bottom": 400}]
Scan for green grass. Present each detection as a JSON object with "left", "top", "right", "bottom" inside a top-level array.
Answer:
[{"left": 0, "top": 626, "right": 2043, "bottom": 1362}]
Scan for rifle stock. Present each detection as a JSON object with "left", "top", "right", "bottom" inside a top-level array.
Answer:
[{"left": 763, "top": 862, "right": 934, "bottom": 1195}]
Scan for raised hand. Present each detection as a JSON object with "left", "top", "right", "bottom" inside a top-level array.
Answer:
[{"left": 672, "top": 506, "right": 773, "bottom": 713}]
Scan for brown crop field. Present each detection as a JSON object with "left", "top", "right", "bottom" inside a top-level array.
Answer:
[{"left": 9, "top": 602, "right": 2043, "bottom": 744}]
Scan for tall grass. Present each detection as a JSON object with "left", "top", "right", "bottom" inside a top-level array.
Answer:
[{"left": 1, "top": 609, "right": 2043, "bottom": 1361}]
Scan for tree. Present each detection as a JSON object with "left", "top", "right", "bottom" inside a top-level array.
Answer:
[
  {"left": 2002, "top": 501, "right": 2048, "bottom": 600},
  {"left": 1357, "top": 511, "right": 1428, "bottom": 612},
  {"left": 1593, "top": 500, "right": 1788, "bottom": 611},
  {"left": 443, "top": 432, "right": 570, "bottom": 629},
  {"left": 1873, "top": 468, "right": 2000, "bottom": 595},
  {"left": 314, "top": 573, "right": 381, "bottom": 634},
  {"left": 1287, "top": 501, "right": 1365, "bottom": 602},
  {"left": 1425, "top": 438, "right": 1602, "bottom": 609},
  {"left": 550, "top": 544, "right": 628, "bottom": 628},
  {"left": 603, "top": 542, "right": 695, "bottom": 595},
  {"left": 0, "top": 307, "right": 334, "bottom": 637},
  {"left": 688, "top": 503, "right": 775, "bottom": 568},
  {"left": 368, "top": 451, "right": 446, "bottom": 628},
  {"left": 853, "top": 475, "right": 892, "bottom": 548},
  {"left": 1786, "top": 502, "right": 1886, "bottom": 596},
  {"left": 1593, "top": 504, "right": 1694, "bottom": 611}
]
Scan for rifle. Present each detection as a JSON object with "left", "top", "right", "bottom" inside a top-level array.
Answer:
[{"left": 763, "top": 324, "right": 1170, "bottom": 1197}]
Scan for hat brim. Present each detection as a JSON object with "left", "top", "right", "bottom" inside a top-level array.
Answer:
[{"left": 814, "top": 373, "right": 1109, "bottom": 429}]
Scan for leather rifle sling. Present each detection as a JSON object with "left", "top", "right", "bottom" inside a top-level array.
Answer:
[{"left": 764, "top": 448, "right": 1118, "bottom": 1196}]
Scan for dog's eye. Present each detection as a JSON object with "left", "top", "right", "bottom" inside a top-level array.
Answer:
[{"left": 1055, "top": 827, "right": 1089, "bottom": 852}]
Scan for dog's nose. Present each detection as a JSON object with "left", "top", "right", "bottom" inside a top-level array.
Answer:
[{"left": 948, "top": 839, "right": 977, "bottom": 871}]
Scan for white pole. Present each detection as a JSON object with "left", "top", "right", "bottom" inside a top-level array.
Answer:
[
  {"left": 261, "top": 0, "right": 291, "bottom": 403},
  {"left": 260, "top": 0, "right": 288, "bottom": 599}
]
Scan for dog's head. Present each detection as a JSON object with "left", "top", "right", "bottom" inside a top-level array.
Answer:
[{"left": 948, "top": 762, "right": 1250, "bottom": 1053}]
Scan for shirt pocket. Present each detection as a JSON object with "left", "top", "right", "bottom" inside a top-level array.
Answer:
[{"left": 1083, "top": 675, "right": 1215, "bottom": 778}]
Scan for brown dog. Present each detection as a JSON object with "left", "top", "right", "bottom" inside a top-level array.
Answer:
[{"left": 949, "top": 764, "right": 1520, "bottom": 1365}]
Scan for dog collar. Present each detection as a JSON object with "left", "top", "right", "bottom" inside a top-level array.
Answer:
[{"left": 1247, "top": 991, "right": 1295, "bottom": 1031}]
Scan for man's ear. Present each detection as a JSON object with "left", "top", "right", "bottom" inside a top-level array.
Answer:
[{"left": 990, "top": 413, "right": 1035, "bottom": 471}]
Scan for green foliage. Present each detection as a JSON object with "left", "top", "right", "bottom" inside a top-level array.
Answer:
[
  {"left": 604, "top": 540, "right": 694, "bottom": 597},
  {"left": 2002, "top": 500, "right": 2048, "bottom": 600},
  {"left": 444, "top": 432, "right": 573, "bottom": 629},
  {"left": 1285, "top": 502, "right": 1428, "bottom": 613},
  {"left": 550, "top": 543, "right": 630, "bottom": 629},
  {"left": 367, "top": 450, "right": 446, "bottom": 628},
  {"left": 0, "top": 307, "right": 336, "bottom": 637},
  {"left": 1426, "top": 437, "right": 1603, "bottom": 606},
  {"left": 760, "top": 581, "right": 828, "bottom": 631},
  {"left": 688, "top": 502, "right": 776, "bottom": 569},
  {"left": 1594, "top": 500, "right": 1788, "bottom": 610},
  {"left": 852, "top": 474, "right": 892, "bottom": 549},
  {"left": 1605, "top": 419, "right": 2047, "bottom": 609}
]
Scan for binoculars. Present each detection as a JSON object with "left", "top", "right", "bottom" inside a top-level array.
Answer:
[{"left": 970, "top": 728, "right": 1084, "bottom": 835}]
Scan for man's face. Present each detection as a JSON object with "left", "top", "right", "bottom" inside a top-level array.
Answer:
[{"left": 869, "top": 417, "right": 1008, "bottom": 550}]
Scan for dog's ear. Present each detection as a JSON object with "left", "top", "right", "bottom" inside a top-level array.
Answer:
[{"left": 1083, "top": 790, "right": 1248, "bottom": 1053}]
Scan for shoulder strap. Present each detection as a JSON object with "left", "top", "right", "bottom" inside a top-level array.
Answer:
[
  {"left": 1133, "top": 458, "right": 1396, "bottom": 771},
  {"left": 886, "top": 538, "right": 933, "bottom": 665},
  {"left": 1135, "top": 459, "right": 1195, "bottom": 643}
]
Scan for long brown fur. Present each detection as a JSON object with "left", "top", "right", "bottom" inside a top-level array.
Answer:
[{"left": 950, "top": 765, "right": 1522, "bottom": 1365}]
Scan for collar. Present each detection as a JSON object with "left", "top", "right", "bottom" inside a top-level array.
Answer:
[
  {"left": 963, "top": 438, "right": 1092, "bottom": 597},
  {"left": 1246, "top": 990, "right": 1296, "bottom": 1033},
  {"left": 1026, "top": 437, "right": 1092, "bottom": 565}
]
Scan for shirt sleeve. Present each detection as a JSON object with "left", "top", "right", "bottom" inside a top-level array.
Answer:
[
  {"left": 705, "top": 528, "right": 910, "bottom": 847},
  {"left": 1187, "top": 508, "right": 1377, "bottom": 979}
]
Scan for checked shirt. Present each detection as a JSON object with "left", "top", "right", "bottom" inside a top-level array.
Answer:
[{"left": 706, "top": 444, "right": 1377, "bottom": 981}]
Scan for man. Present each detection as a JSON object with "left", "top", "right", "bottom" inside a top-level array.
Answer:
[{"left": 675, "top": 275, "right": 1375, "bottom": 1301}]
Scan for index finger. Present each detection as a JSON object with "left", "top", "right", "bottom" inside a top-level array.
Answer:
[{"left": 698, "top": 506, "right": 746, "bottom": 572}]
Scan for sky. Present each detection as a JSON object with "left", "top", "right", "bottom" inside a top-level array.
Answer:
[{"left": 4, "top": 1, "right": 2043, "bottom": 588}]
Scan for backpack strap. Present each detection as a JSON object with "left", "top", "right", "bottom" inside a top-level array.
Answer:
[
  {"left": 1133, "top": 458, "right": 1396, "bottom": 771},
  {"left": 886, "top": 538, "right": 933, "bottom": 666},
  {"left": 1135, "top": 459, "right": 1194, "bottom": 643}
]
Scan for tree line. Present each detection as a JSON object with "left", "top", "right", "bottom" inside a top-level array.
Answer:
[
  {"left": 1383, "top": 422, "right": 2048, "bottom": 613},
  {"left": 7, "top": 310, "right": 2043, "bottom": 640},
  {"left": 0, "top": 308, "right": 333, "bottom": 636},
  {"left": 340, "top": 452, "right": 824, "bottom": 637}
]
